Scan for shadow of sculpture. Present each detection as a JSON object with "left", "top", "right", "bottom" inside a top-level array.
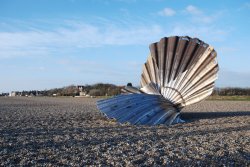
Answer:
[{"left": 180, "top": 111, "right": 250, "bottom": 121}]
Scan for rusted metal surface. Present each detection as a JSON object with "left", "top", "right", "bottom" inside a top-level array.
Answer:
[{"left": 97, "top": 36, "right": 219, "bottom": 125}]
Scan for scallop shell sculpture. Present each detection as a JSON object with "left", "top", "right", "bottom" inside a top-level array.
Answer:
[{"left": 97, "top": 36, "right": 219, "bottom": 125}]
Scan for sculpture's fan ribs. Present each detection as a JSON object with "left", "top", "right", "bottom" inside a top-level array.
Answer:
[{"left": 97, "top": 36, "right": 219, "bottom": 125}]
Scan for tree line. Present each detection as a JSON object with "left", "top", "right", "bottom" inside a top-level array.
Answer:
[
  {"left": 46, "top": 86, "right": 250, "bottom": 96},
  {"left": 6, "top": 85, "right": 250, "bottom": 97},
  {"left": 83, "top": 83, "right": 122, "bottom": 96},
  {"left": 212, "top": 87, "right": 250, "bottom": 96},
  {"left": 11, "top": 83, "right": 122, "bottom": 97}
]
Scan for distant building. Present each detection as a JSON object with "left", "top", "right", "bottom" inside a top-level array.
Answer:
[
  {"left": 0, "top": 93, "right": 9, "bottom": 96},
  {"left": 77, "top": 85, "right": 84, "bottom": 92},
  {"left": 77, "top": 85, "right": 87, "bottom": 96},
  {"left": 79, "top": 92, "right": 87, "bottom": 96},
  {"left": 11, "top": 91, "right": 17, "bottom": 96}
]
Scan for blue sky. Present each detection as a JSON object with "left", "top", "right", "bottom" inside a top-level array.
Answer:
[{"left": 0, "top": 0, "right": 250, "bottom": 92}]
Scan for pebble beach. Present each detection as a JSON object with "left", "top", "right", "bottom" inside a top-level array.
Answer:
[{"left": 0, "top": 97, "right": 249, "bottom": 166}]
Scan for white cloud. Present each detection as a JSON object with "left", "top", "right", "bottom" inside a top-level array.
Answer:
[
  {"left": 185, "top": 5, "right": 202, "bottom": 15},
  {"left": 0, "top": 21, "right": 163, "bottom": 58},
  {"left": 170, "top": 24, "right": 230, "bottom": 42},
  {"left": 192, "top": 15, "right": 215, "bottom": 24},
  {"left": 184, "top": 5, "right": 222, "bottom": 24},
  {"left": 158, "top": 8, "right": 176, "bottom": 16}
]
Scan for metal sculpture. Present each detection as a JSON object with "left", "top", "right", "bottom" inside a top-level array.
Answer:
[{"left": 97, "top": 36, "right": 219, "bottom": 125}]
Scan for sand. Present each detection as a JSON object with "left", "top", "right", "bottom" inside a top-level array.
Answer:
[{"left": 0, "top": 97, "right": 249, "bottom": 166}]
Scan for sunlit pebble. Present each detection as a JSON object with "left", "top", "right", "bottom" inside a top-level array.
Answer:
[{"left": 0, "top": 97, "right": 250, "bottom": 166}]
